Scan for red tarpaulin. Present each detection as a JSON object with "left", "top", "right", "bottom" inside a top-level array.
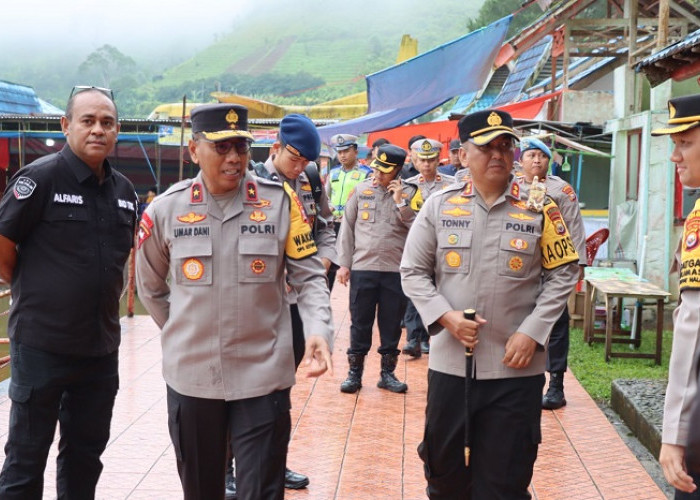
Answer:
[
  {"left": 365, "top": 92, "right": 562, "bottom": 159},
  {"left": 0, "top": 139, "right": 9, "bottom": 170}
]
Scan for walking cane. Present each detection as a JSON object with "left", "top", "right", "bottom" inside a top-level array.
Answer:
[{"left": 463, "top": 308, "right": 476, "bottom": 467}]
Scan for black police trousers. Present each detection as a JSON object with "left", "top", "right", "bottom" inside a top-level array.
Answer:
[
  {"left": 419, "top": 370, "right": 544, "bottom": 500},
  {"left": 0, "top": 342, "right": 119, "bottom": 500},
  {"left": 545, "top": 307, "right": 570, "bottom": 373},
  {"left": 168, "top": 386, "right": 291, "bottom": 500},
  {"left": 347, "top": 270, "right": 407, "bottom": 356},
  {"left": 404, "top": 298, "right": 429, "bottom": 343}
]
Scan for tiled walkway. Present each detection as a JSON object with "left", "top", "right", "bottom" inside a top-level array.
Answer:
[{"left": 0, "top": 284, "right": 668, "bottom": 499}]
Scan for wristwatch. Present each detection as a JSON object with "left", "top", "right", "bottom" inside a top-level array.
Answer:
[{"left": 395, "top": 200, "right": 407, "bottom": 208}]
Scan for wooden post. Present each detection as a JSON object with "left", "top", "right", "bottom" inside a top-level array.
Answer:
[
  {"left": 178, "top": 95, "right": 187, "bottom": 182},
  {"left": 657, "top": 0, "right": 670, "bottom": 50}
]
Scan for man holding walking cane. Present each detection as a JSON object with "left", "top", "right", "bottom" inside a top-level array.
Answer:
[{"left": 400, "top": 109, "right": 579, "bottom": 499}]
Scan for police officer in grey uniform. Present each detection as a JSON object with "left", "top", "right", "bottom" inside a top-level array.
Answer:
[
  {"left": 248, "top": 112, "right": 336, "bottom": 492},
  {"left": 403, "top": 138, "right": 454, "bottom": 358},
  {"left": 337, "top": 144, "right": 417, "bottom": 394},
  {"left": 135, "top": 104, "right": 333, "bottom": 500},
  {"left": 401, "top": 109, "right": 579, "bottom": 499},
  {"left": 516, "top": 137, "right": 587, "bottom": 409},
  {"left": 653, "top": 94, "right": 700, "bottom": 497}
]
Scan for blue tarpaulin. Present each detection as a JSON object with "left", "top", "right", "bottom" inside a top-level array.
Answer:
[{"left": 318, "top": 16, "right": 512, "bottom": 143}]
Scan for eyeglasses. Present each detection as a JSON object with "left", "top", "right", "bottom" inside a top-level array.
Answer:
[
  {"left": 69, "top": 86, "right": 114, "bottom": 101},
  {"left": 197, "top": 137, "right": 251, "bottom": 156},
  {"left": 469, "top": 138, "right": 515, "bottom": 155}
]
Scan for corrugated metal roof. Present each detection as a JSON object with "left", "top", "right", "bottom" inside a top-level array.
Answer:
[
  {"left": 0, "top": 80, "right": 42, "bottom": 114},
  {"left": 636, "top": 28, "right": 700, "bottom": 69}
]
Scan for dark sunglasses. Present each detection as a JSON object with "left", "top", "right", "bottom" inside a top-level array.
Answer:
[
  {"left": 69, "top": 86, "right": 114, "bottom": 101},
  {"left": 198, "top": 137, "right": 251, "bottom": 156}
]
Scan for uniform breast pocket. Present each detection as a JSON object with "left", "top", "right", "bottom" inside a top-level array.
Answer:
[
  {"left": 114, "top": 210, "right": 135, "bottom": 255},
  {"left": 438, "top": 230, "right": 472, "bottom": 273},
  {"left": 172, "top": 239, "right": 213, "bottom": 286},
  {"left": 45, "top": 205, "right": 90, "bottom": 224},
  {"left": 498, "top": 234, "right": 538, "bottom": 278},
  {"left": 357, "top": 200, "right": 376, "bottom": 223},
  {"left": 238, "top": 237, "right": 280, "bottom": 283}
]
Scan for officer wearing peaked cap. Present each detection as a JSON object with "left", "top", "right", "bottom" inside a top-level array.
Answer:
[
  {"left": 327, "top": 133, "right": 372, "bottom": 222},
  {"left": 337, "top": 143, "right": 418, "bottom": 395},
  {"left": 653, "top": 93, "right": 700, "bottom": 496},
  {"left": 402, "top": 138, "right": 454, "bottom": 358},
  {"left": 401, "top": 109, "right": 579, "bottom": 498},
  {"left": 516, "top": 136, "right": 587, "bottom": 411},
  {"left": 136, "top": 103, "right": 334, "bottom": 500}
]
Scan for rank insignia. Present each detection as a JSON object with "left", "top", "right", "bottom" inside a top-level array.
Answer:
[
  {"left": 249, "top": 210, "right": 267, "bottom": 222},
  {"left": 461, "top": 181, "right": 474, "bottom": 196},
  {"left": 436, "top": 174, "right": 442, "bottom": 182},
  {"left": 509, "top": 256, "right": 523, "bottom": 271},
  {"left": 442, "top": 207, "right": 472, "bottom": 217},
  {"left": 137, "top": 213, "right": 153, "bottom": 249},
  {"left": 246, "top": 181, "right": 258, "bottom": 202},
  {"left": 510, "top": 182, "right": 520, "bottom": 199},
  {"left": 447, "top": 234, "right": 459, "bottom": 245},
  {"left": 177, "top": 212, "right": 206, "bottom": 224},
  {"left": 362, "top": 189, "right": 374, "bottom": 195},
  {"left": 252, "top": 198, "right": 271, "bottom": 209},
  {"left": 526, "top": 176, "right": 546, "bottom": 213},
  {"left": 251, "top": 259, "right": 266, "bottom": 274},
  {"left": 445, "top": 251, "right": 461, "bottom": 267},
  {"left": 191, "top": 183, "right": 204, "bottom": 204},
  {"left": 510, "top": 238, "right": 528, "bottom": 250},
  {"left": 508, "top": 212, "right": 535, "bottom": 221},
  {"left": 182, "top": 258, "right": 204, "bottom": 280},
  {"left": 361, "top": 211, "right": 370, "bottom": 220}
]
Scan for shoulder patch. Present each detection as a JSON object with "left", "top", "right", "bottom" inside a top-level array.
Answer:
[
  {"left": 13, "top": 176, "right": 36, "bottom": 200},
  {"left": 541, "top": 199, "right": 579, "bottom": 270},
  {"left": 283, "top": 182, "right": 317, "bottom": 260}
]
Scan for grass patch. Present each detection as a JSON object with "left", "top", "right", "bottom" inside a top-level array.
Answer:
[{"left": 568, "top": 326, "right": 672, "bottom": 403}]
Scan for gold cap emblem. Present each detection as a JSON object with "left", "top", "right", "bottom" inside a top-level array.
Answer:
[
  {"left": 226, "top": 109, "right": 239, "bottom": 130},
  {"left": 669, "top": 102, "right": 677, "bottom": 119},
  {"left": 487, "top": 112, "right": 502, "bottom": 127},
  {"left": 379, "top": 152, "right": 387, "bottom": 161},
  {"left": 421, "top": 140, "right": 432, "bottom": 152}
]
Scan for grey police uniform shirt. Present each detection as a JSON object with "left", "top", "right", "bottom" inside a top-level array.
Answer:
[
  {"left": 135, "top": 170, "right": 334, "bottom": 401},
  {"left": 405, "top": 172, "right": 455, "bottom": 208},
  {"left": 400, "top": 177, "right": 579, "bottom": 379},
  {"left": 663, "top": 235, "right": 700, "bottom": 446},
  {"left": 517, "top": 174, "right": 587, "bottom": 265},
  {"left": 337, "top": 178, "right": 416, "bottom": 272}
]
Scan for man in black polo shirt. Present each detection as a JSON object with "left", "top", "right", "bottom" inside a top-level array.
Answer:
[{"left": 0, "top": 86, "right": 137, "bottom": 499}]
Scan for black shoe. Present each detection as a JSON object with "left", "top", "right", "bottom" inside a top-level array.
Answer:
[
  {"left": 420, "top": 341, "right": 430, "bottom": 354},
  {"left": 402, "top": 339, "right": 421, "bottom": 358},
  {"left": 225, "top": 476, "right": 238, "bottom": 500},
  {"left": 542, "top": 386, "right": 567, "bottom": 409},
  {"left": 285, "top": 467, "right": 309, "bottom": 489}
]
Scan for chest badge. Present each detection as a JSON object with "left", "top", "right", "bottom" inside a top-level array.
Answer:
[
  {"left": 251, "top": 259, "right": 266, "bottom": 274},
  {"left": 182, "top": 258, "right": 204, "bottom": 281},
  {"left": 177, "top": 212, "right": 206, "bottom": 224},
  {"left": 509, "top": 256, "right": 524, "bottom": 271},
  {"left": 445, "top": 250, "right": 461, "bottom": 267},
  {"left": 250, "top": 210, "right": 267, "bottom": 222}
]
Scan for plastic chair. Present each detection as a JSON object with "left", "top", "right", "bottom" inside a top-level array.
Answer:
[{"left": 585, "top": 228, "right": 610, "bottom": 266}]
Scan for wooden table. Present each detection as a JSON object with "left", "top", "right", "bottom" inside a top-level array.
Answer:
[{"left": 583, "top": 267, "right": 670, "bottom": 364}]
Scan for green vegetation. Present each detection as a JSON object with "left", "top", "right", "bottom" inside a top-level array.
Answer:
[{"left": 568, "top": 327, "right": 671, "bottom": 403}]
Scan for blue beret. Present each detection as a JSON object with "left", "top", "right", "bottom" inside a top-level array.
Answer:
[
  {"left": 279, "top": 114, "right": 321, "bottom": 160},
  {"left": 520, "top": 137, "right": 551, "bottom": 159}
]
